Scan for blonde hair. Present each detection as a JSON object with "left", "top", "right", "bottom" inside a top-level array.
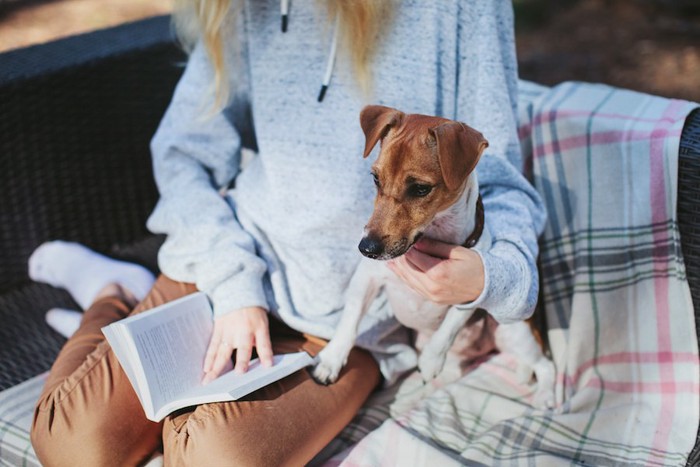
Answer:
[{"left": 173, "top": 0, "right": 392, "bottom": 108}]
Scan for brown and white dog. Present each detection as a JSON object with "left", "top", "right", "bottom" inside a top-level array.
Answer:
[{"left": 312, "top": 105, "right": 555, "bottom": 409}]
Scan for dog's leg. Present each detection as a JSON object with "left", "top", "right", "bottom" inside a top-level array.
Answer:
[
  {"left": 312, "top": 261, "right": 380, "bottom": 385},
  {"left": 418, "top": 306, "right": 475, "bottom": 382},
  {"left": 495, "top": 322, "right": 556, "bottom": 409}
]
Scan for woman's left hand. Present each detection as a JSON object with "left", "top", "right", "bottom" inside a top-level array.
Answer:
[{"left": 386, "top": 238, "right": 485, "bottom": 305}]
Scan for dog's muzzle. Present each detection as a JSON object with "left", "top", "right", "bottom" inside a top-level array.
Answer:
[
  {"left": 359, "top": 235, "right": 417, "bottom": 260},
  {"left": 358, "top": 236, "right": 384, "bottom": 259}
]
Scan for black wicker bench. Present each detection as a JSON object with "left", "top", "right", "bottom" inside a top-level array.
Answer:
[
  {"left": 0, "top": 15, "right": 183, "bottom": 390},
  {"left": 0, "top": 14, "right": 699, "bottom": 465}
]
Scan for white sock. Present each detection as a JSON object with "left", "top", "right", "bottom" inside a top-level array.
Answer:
[
  {"left": 29, "top": 241, "right": 155, "bottom": 310},
  {"left": 45, "top": 308, "right": 82, "bottom": 339},
  {"left": 143, "top": 453, "right": 164, "bottom": 467}
]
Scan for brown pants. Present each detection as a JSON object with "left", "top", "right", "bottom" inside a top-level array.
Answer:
[{"left": 31, "top": 275, "right": 381, "bottom": 467}]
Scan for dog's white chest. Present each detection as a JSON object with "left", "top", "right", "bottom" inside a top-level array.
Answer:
[{"left": 375, "top": 264, "right": 449, "bottom": 331}]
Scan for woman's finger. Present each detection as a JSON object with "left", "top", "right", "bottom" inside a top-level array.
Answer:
[
  {"left": 255, "top": 327, "right": 274, "bottom": 368},
  {"left": 413, "top": 238, "right": 462, "bottom": 259},
  {"left": 404, "top": 247, "right": 443, "bottom": 272},
  {"left": 205, "top": 342, "right": 234, "bottom": 383},
  {"left": 203, "top": 343, "right": 216, "bottom": 374},
  {"left": 203, "top": 327, "right": 223, "bottom": 373},
  {"left": 214, "top": 341, "right": 234, "bottom": 373},
  {"left": 388, "top": 257, "right": 428, "bottom": 294},
  {"left": 234, "top": 338, "right": 254, "bottom": 374}
]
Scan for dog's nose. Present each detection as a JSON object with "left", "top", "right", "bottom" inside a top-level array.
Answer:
[{"left": 358, "top": 236, "right": 384, "bottom": 259}]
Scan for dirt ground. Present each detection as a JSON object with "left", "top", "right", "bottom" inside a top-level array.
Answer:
[
  {"left": 515, "top": 0, "right": 700, "bottom": 102},
  {"left": 0, "top": 0, "right": 699, "bottom": 102},
  {"left": 0, "top": 0, "right": 171, "bottom": 52}
]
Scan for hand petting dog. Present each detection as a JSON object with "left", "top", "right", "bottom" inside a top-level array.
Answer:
[{"left": 387, "top": 238, "right": 485, "bottom": 306}]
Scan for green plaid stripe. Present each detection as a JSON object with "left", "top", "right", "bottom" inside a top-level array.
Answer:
[
  {"left": 541, "top": 222, "right": 685, "bottom": 316},
  {"left": 0, "top": 374, "right": 44, "bottom": 467}
]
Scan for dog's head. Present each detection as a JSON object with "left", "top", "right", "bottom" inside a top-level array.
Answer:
[{"left": 358, "top": 104, "right": 489, "bottom": 260}]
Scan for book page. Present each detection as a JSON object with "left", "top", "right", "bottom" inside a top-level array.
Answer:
[
  {"left": 120, "top": 292, "right": 213, "bottom": 415},
  {"left": 102, "top": 324, "right": 145, "bottom": 407},
  {"left": 154, "top": 351, "right": 314, "bottom": 421}
]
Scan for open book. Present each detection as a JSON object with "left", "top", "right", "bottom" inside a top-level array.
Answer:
[{"left": 102, "top": 292, "right": 314, "bottom": 422}]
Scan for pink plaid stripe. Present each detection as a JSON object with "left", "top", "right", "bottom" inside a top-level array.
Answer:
[
  {"left": 583, "top": 378, "right": 700, "bottom": 394},
  {"left": 649, "top": 99, "right": 688, "bottom": 454},
  {"left": 559, "top": 352, "right": 700, "bottom": 391},
  {"left": 532, "top": 128, "right": 683, "bottom": 159}
]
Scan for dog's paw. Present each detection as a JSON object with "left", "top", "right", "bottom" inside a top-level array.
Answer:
[
  {"left": 532, "top": 386, "right": 556, "bottom": 410},
  {"left": 531, "top": 358, "right": 557, "bottom": 410},
  {"left": 311, "top": 347, "right": 346, "bottom": 385},
  {"left": 515, "top": 362, "right": 535, "bottom": 385},
  {"left": 418, "top": 350, "right": 446, "bottom": 382},
  {"left": 311, "top": 362, "right": 341, "bottom": 385}
]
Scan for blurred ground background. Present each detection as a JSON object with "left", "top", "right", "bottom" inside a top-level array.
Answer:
[
  {"left": 0, "top": 0, "right": 698, "bottom": 102},
  {"left": 514, "top": 0, "right": 700, "bottom": 102},
  {"left": 0, "top": 0, "right": 170, "bottom": 51}
]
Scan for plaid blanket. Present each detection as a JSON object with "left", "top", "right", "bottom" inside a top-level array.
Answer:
[
  {"left": 331, "top": 81, "right": 700, "bottom": 466},
  {"left": 0, "top": 373, "right": 43, "bottom": 467}
]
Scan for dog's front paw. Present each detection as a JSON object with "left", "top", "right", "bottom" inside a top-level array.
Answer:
[
  {"left": 311, "top": 346, "right": 347, "bottom": 385},
  {"left": 532, "top": 385, "right": 556, "bottom": 410},
  {"left": 531, "top": 358, "right": 557, "bottom": 410},
  {"left": 418, "top": 349, "right": 446, "bottom": 382}
]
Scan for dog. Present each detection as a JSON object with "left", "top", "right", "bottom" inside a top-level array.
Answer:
[{"left": 312, "top": 105, "right": 555, "bottom": 409}]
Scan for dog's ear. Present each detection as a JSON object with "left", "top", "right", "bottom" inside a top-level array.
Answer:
[
  {"left": 359, "top": 105, "right": 404, "bottom": 158},
  {"left": 429, "top": 122, "right": 489, "bottom": 190}
]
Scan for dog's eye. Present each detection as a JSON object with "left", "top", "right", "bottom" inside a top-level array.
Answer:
[
  {"left": 372, "top": 172, "right": 380, "bottom": 188},
  {"left": 408, "top": 184, "right": 433, "bottom": 198}
]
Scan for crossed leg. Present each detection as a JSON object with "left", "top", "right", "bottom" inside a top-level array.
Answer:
[{"left": 30, "top": 248, "right": 380, "bottom": 467}]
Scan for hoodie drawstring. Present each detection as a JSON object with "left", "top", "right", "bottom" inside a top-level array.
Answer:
[
  {"left": 280, "top": 1, "right": 338, "bottom": 102},
  {"left": 280, "top": 0, "right": 289, "bottom": 33},
  {"left": 318, "top": 11, "right": 339, "bottom": 102}
]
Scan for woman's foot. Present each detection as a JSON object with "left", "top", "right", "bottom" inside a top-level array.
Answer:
[
  {"left": 45, "top": 308, "right": 82, "bottom": 338},
  {"left": 29, "top": 241, "right": 155, "bottom": 310},
  {"left": 93, "top": 282, "right": 144, "bottom": 307}
]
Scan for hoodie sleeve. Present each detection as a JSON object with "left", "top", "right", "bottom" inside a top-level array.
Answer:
[
  {"left": 146, "top": 39, "right": 269, "bottom": 318},
  {"left": 455, "top": 0, "right": 547, "bottom": 323}
]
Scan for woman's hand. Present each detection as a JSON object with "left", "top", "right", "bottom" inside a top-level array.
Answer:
[
  {"left": 202, "top": 306, "right": 273, "bottom": 384},
  {"left": 387, "top": 238, "right": 485, "bottom": 305}
]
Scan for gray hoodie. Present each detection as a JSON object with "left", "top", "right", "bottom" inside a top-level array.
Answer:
[{"left": 147, "top": 0, "right": 546, "bottom": 383}]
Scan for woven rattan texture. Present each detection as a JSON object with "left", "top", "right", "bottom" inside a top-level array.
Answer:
[
  {"left": 0, "top": 16, "right": 184, "bottom": 388},
  {"left": 678, "top": 108, "right": 700, "bottom": 467},
  {"left": 0, "top": 284, "right": 75, "bottom": 390},
  {"left": 0, "top": 43, "right": 184, "bottom": 292},
  {"left": 679, "top": 108, "right": 700, "bottom": 316},
  {"left": 109, "top": 234, "right": 164, "bottom": 274}
]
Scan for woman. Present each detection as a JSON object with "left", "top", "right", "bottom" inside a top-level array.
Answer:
[{"left": 30, "top": 0, "right": 545, "bottom": 465}]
